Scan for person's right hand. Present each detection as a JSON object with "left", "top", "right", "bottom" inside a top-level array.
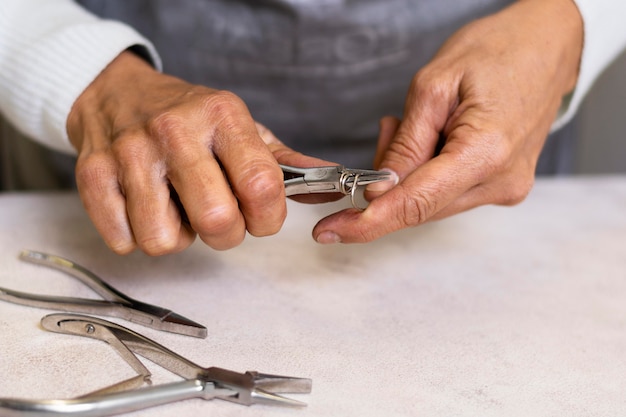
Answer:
[{"left": 67, "top": 51, "right": 287, "bottom": 255}]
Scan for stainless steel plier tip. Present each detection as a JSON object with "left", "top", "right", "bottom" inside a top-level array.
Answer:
[
  {"left": 0, "top": 313, "right": 312, "bottom": 416},
  {"left": 0, "top": 250, "right": 207, "bottom": 338}
]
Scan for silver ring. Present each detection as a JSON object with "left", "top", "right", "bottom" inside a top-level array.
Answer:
[
  {"left": 349, "top": 173, "right": 368, "bottom": 211},
  {"left": 339, "top": 170, "right": 351, "bottom": 195}
]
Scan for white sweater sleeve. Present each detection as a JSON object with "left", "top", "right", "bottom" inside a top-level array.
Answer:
[
  {"left": 2, "top": 1, "right": 624, "bottom": 151},
  {"left": 552, "top": 0, "right": 626, "bottom": 131},
  {"left": 0, "top": 0, "right": 161, "bottom": 154}
]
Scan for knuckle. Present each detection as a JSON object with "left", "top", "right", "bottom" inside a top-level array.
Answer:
[
  {"left": 237, "top": 165, "right": 286, "bottom": 237},
  {"left": 110, "top": 133, "right": 165, "bottom": 192},
  {"left": 108, "top": 240, "right": 137, "bottom": 256},
  {"left": 148, "top": 111, "right": 185, "bottom": 139},
  {"left": 399, "top": 185, "right": 434, "bottom": 227},
  {"left": 203, "top": 90, "right": 246, "bottom": 116},
  {"left": 496, "top": 177, "right": 534, "bottom": 206},
  {"left": 353, "top": 226, "right": 378, "bottom": 243},
  {"left": 146, "top": 113, "right": 196, "bottom": 157},
  {"left": 144, "top": 90, "right": 249, "bottom": 156},
  {"left": 410, "top": 69, "right": 448, "bottom": 104},
  {"left": 97, "top": 223, "right": 137, "bottom": 256},
  {"left": 247, "top": 208, "right": 286, "bottom": 237},
  {"left": 237, "top": 163, "right": 284, "bottom": 202},
  {"left": 75, "top": 151, "right": 116, "bottom": 192},
  {"left": 409, "top": 69, "right": 430, "bottom": 93},
  {"left": 137, "top": 234, "right": 179, "bottom": 257},
  {"left": 386, "top": 134, "right": 425, "bottom": 166},
  {"left": 193, "top": 204, "right": 241, "bottom": 238},
  {"left": 111, "top": 131, "right": 153, "bottom": 166},
  {"left": 170, "top": 90, "right": 246, "bottom": 128},
  {"left": 202, "top": 91, "right": 252, "bottom": 134},
  {"left": 246, "top": 206, "right": 286, "bottom": 236},
  {"left": 460, "top": 129, "right": 513, "bottom": 183}
]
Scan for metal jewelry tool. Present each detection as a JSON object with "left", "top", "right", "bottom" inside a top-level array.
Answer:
[
  {"left": 170, "top": 164, "right": 391, "bottom": 221},
  {"left": 0, "top": 313, "right": 312, "bottom": 416},
  {"left": 0, "top": 250, "right": 207, "bottom": 338},
  {"left": 281, "top": 164, "right": 392, "bottom": 209}
]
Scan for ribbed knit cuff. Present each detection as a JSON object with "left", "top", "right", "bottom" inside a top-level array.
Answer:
[{"left": 0, "top": 4, "right": 160, "bottom": 153}]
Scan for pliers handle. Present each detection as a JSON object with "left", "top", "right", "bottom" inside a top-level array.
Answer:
[{"left": 0, "top": 250, "right": 207, "bottom": 338}]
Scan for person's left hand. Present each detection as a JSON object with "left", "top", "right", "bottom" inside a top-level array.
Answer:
[{"left": 306, "top": 0, "right": 584, "bottom": 244}]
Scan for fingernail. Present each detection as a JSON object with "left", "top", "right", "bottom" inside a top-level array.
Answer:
[
  {"left": 316, "top": 231, "right": 341, "bottom": 244},
  {"left": 365, "top": 169, "right": 399, "bottom": 193}
]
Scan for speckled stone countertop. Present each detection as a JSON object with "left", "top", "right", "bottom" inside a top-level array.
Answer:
[{"left": 1, "top": 176, "right": 625, "bottom": 416}]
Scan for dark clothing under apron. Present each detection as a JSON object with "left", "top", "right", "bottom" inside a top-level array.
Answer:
[
  {"left": 0, "top": 0, "right": 576, "bottom": 190},
  {"left": 77, "top": 0, "right": 526, "bottom": 167}
]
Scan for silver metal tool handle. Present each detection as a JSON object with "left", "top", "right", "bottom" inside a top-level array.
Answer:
[
  {"left": 0, "top": 380, "right": 218, "bottom": 417},
  {"left": 19, "top": 250, "right": 131, "bottom": 304}
]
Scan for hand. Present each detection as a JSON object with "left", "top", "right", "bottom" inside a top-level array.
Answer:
[
  {"left": 311, "top": 0, "right": 583, "bottom": 244},
  {"left": 67, "top": 51, "right": 287, "bottom": 255}
]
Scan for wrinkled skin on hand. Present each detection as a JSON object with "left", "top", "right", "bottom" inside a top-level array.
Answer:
[
  {"left": 312, "top": 0, "right": 584, "bottom": 244},
  {"left": 67, "top": 0, "right": 583, "bottom": 253},
  {"left": 67, "top": 51, "right": 328, "bottom": 255}
]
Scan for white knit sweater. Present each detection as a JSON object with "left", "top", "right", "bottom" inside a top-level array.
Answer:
[
  {"left": 0, "top": 0, "right": 161, "bottom": 153},
  {"left": 0, "top": 0, "right": 624, "bottom": 154}
]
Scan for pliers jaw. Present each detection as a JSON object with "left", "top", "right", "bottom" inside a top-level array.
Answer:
[
  {"left": 1, "top": 250, "right": 208, "bottom": 338},
  {"left": 37, "top": 313, "right": 312, "bottom": 410},
  {"left": 282, "top": 165, "right": 345, "bottom": 196},
  {"left": 204, "top": 368, "right": 312, "bottom": 407},
  {"left": 281, "top": 164, "right": 393, "bottom": 197}
]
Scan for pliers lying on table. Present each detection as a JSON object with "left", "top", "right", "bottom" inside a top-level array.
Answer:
[
  {"left": 282, "top": 164, "right": 392, "bottom": 208},
  {"left": 0, "top": 250, "right": 207, "bottom": 338},
  {"left": 0, "top": 313, "right": 312, "bottom": 416}
]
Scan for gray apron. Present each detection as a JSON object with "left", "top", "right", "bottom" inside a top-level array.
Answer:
[{"left": 1, "top": 0, "right": 575, "bottom": 190}]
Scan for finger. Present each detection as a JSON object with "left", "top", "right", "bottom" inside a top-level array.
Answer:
[
  {"left": 148, "top": 92, "right": 265, "bottom": 249},
  {"left": 313, "top": 70, "right": 464, "bottom": 243},
  {"left": 169, "top": 149, "right": 247, "bottom": 250},
  {"left": 74, "top": 151, "right": 137, "bottom": 255},
  {"left": 364, "top": 116, "right": 402, "bottom": 199},
  {"left": 378, "top": 69, "right": 460, "bottom": 179},
  {"left": 125, "top": 183, "right": 196, "bottom": 255},
  {"left": 210, "top": 117, "right": 287, "bottom": 238},
  {"left": 224, "top": 153, "right": 286, "bottom": 238},
  {"left": 117, "top": 141, "right": 196, "bottom": 256},
  {"left": 312, "top": 110, "right": 527, "bottom": 244},
  {"left": 372, "top": 116, "right": 401, "bottom": 169}
]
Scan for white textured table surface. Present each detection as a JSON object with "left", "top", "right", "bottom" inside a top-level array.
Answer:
[{"left": 1, "top": 176, "right": 625, "bottom": 417}]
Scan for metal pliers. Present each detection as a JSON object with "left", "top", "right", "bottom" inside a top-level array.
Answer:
[
  {"left": 282, "top": 164, "right": 392, "bottom": 208},
  {"left": 0, "top": 250, "right": 207, "bottom": 338},
  {"left": 0, "top": 313, "right": 312, "bottom": 416}
]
